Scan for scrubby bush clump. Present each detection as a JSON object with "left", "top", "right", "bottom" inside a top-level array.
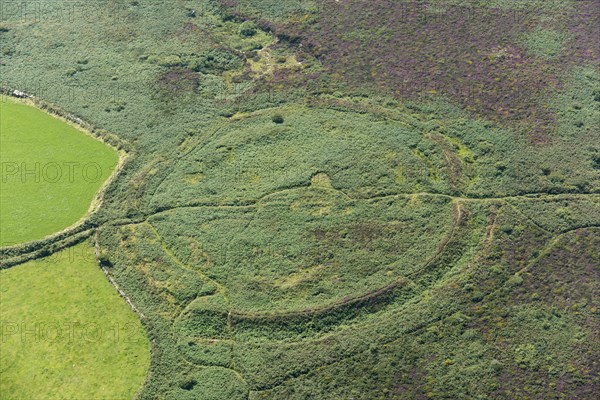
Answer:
[{"left": 239, "top": 21, "right": 258, "bottom": 37}]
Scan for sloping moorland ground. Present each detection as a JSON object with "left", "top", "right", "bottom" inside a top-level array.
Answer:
[{"left": 0, "top": 0, "right": 598, "bottom": 399}]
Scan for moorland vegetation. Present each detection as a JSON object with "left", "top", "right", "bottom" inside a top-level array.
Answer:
[{"left": 0, "top": 0, "right": 598, "bottom": 399}]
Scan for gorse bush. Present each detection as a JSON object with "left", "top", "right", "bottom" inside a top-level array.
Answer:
[
  {"left": 522, "top": 28, "right": 569, "bottom": 59},
  {"left": 239, "top": 20, "right": 258, "bottom": 37}
]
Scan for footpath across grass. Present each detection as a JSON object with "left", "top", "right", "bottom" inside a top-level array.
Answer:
[
  {"left": 0, "top": 97, "right": 118, "bottom": 245},
  {"left": 0, "top": 242, "right": 150, "bottom": 399}
]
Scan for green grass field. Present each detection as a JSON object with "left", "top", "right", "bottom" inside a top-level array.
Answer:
[
  {"left": 0, "top": 98, "right": 118, "bottom": 245},
  {"left": 0, "top": 242, "right": 150, "bottom": 399}
]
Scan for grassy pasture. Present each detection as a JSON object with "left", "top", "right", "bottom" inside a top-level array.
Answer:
[
  {"left": 0, "top": 97, "right": 118, "bottom": 245},
  {"left": 0, "top": 242, "right": 150, "bottom": 399}
]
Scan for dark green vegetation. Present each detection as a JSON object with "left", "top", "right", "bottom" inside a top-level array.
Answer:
[{"left": 0, "top": 0, "right": 598, "bottom": 399}]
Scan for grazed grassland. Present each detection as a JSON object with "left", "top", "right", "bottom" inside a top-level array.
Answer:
[
  {"left": 0, "top": 243, "right": 150, "bottom": 399},
  {"left": 0, "top": 97, "right": 118, "bottom": 245}
]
